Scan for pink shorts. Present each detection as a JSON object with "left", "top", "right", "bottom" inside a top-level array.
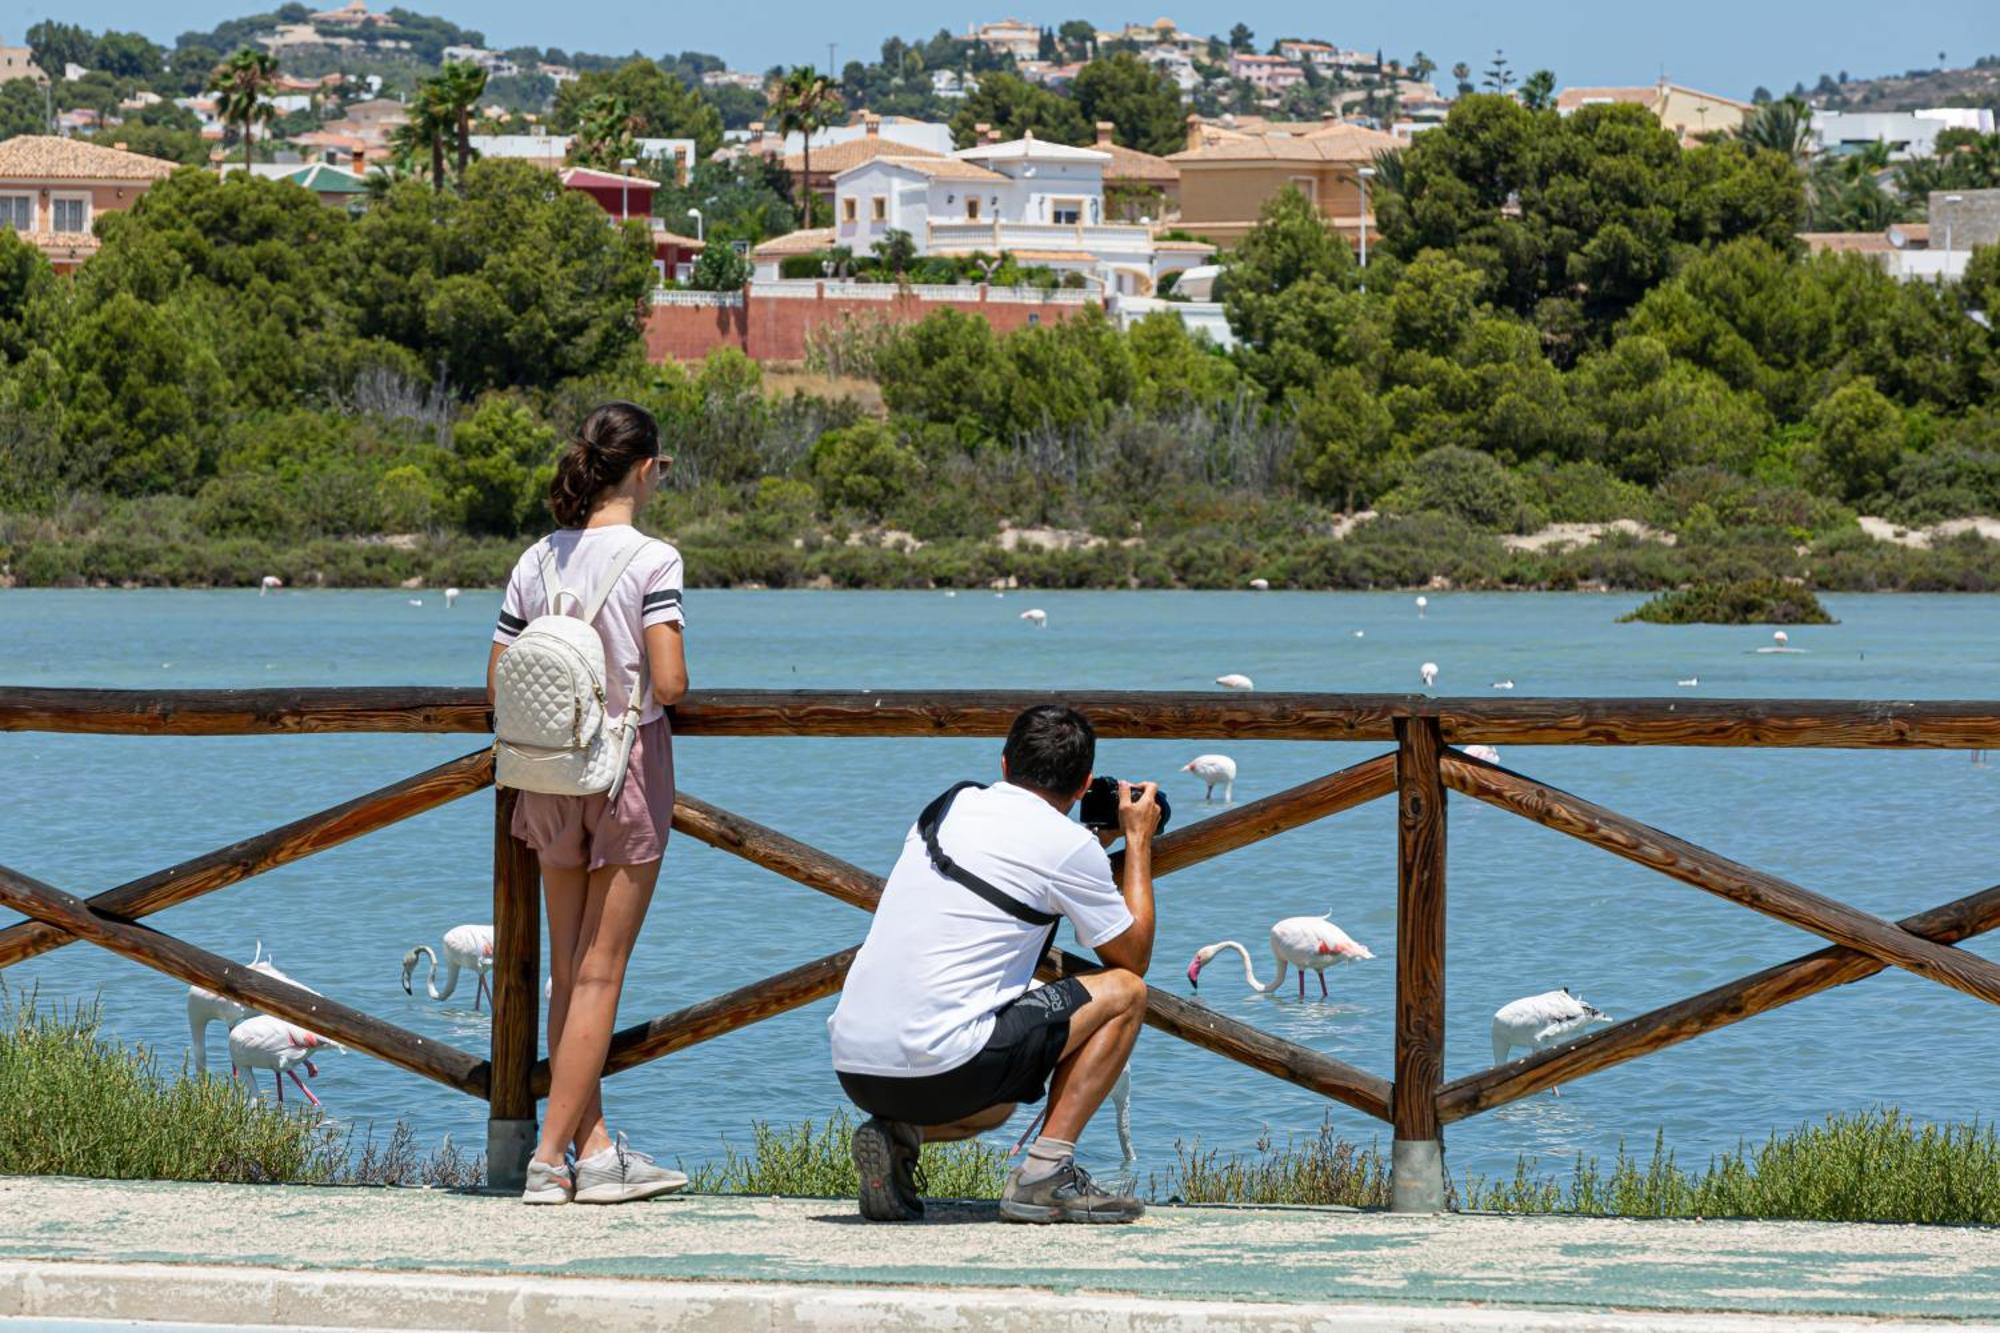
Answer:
[{"left": 511, "top": 716, "right": 675, "bottom": 870}]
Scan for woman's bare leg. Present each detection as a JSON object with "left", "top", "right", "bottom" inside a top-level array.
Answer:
[
  {"left": 533, "top": 858, "right": 660, "bottom": 1167},
  {"left": 539, "top": 862, "right": 608, "bottom": 1163}
]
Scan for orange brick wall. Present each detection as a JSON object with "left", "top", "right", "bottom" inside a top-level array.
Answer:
[{"left": 644, "top": 287, "right": 1103, "bottom": 363}]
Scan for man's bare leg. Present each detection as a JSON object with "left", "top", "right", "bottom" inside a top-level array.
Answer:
[{"left": 1041, "top": 969, "right": 1146, "bottom": 1143}]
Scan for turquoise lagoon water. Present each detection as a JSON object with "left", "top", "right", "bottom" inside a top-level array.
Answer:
[{"left": 1, "top": 587, "right": 1996, "bottom": 1186}]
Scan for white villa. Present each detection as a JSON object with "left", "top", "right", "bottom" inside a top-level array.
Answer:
[{"left": 805, "top": 132, "right": 1206, "bottom": 295}]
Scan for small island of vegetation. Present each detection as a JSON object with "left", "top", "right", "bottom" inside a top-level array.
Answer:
[{"left": 1620, "top": 579, "right": 1838, "bottom": 625}]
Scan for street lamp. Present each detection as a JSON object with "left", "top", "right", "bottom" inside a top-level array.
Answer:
[
  {"left": 1943, "top": 193, "right": 1964, "bottom": 258},
  {"left": 1357, "top": 166, "right": 1376, "bottom": 287},
  {"left": 619, "top": 156, "right": 637, "bottom": 221},
  {"left": 687, "top": 208, "right": 704, "bottom": 242}
]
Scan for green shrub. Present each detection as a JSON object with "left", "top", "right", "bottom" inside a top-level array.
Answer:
[
  {"left": 1619, "top": 578, "right": 1835, "bottom": 624},
  {"left": 193, "top": 473, "right": 294, "bottom": 540},
  {"left": 1376, "top": 446, "right": 1544, "bottom": 532}
]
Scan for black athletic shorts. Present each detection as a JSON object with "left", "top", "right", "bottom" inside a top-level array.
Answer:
[{"left": 837, "top": 976, "right": 1091, "bottom": 1127}]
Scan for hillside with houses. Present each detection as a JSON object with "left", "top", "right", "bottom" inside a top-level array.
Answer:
[{"left": 0, "top": 8, "right": 1998, "bottom": 592}]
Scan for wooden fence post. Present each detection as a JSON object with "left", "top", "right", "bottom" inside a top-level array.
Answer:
[
  {"left": 487, "top": 787, "right": 540, "bottom": 1192},
  {"left": 1391, "top": 716, "right": 1448, "bottom": 1212}
]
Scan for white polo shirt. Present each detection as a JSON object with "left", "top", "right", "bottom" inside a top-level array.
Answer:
[{"left": 828, "top": 782, "right": 1134, "bottom": 1078}]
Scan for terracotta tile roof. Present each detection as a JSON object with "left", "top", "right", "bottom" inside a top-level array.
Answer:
[
  {"left": 782, "top": 135, "right": 943, "bottom": 175},
  {"left": 1555, "top": 86, "right": 1655, "bottom": 112},
  {"left": 1168, "top": 122, "right": 1402, "bottom": 164},
  {"left": 843, "top": 155, "right": 1006, "bottom": 182},
  {"left": 1006, "top": 248, "right": 1097, "bottom": 262},
  {"left": 1092, "top": 138, "right": 1179, "bottom": 184},
  {"left": 1799, "top": 231, "right": 1895, "bottom": 254},
  {"left": 0, "top": 135, "right": 179, "bottom": 182},
  {"left": 751, "top": 227, "right": 835, "bottom": 258}
]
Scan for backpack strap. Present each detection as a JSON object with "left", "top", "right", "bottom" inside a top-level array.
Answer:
[
  {"left": 582, "top": 537, "right": 652, "bottom": 625},
  {"left": 535, "top": 542, "right": 582, "bottom": 617},
  {"left": 917, "top": 783, "right": 1062, "bottom": 930}
]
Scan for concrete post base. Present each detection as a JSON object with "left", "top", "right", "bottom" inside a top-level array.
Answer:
[
  {"left": 1390, "top": 1138, "right": 1446, "bottom": 1213},
  {"left": 486, "top": 1118, "right": 536, "bottom": 1193}
]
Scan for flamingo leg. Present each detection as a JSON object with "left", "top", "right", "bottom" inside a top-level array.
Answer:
[
  {"left": 273, "top": 1069, "right": 284, "bottom": 1104},
  {"left": 1319, "top": 970, "right": 1329, "bottom": 998},
  {"left": 288, "top": 1067, "right": 323, "bottom": 1108},
  {"left": 305, "top": 1060, "right": 319, "bottom": 1078},
  {"left": 1298, "top": 969, "right": 1305, "bottom": 1000}
]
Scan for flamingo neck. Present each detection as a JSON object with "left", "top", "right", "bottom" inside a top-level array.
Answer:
[{"left": 1213, "top": 940, "right": 1281, "bottom": 993}]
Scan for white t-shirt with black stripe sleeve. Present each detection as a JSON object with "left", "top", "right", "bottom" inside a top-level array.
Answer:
[{"left": 493, "top": 525, "right": 685, "bottom": 726}]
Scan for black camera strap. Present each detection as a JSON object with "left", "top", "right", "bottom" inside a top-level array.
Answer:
[{"left": 916, "top": 783, "right": 1063, "bottom": 960}]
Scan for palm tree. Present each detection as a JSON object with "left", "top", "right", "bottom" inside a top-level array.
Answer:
[
  {"left": 435, "top": 61, "right": 489, "bottom": 181},
  {"left": 1732, "top": 96, "right": 1816, "bottom": 170},
  {"left": 391, "top": 84, "right": 453, "bottom": 192},
  {"left": 769, "top": 65, "right": 844, "bottom": 228},
  {"left": 1450, "top": 61, "right": 1472, "bottom": 97},
  {"left": 568, "top": 92, "right": 641, "bottom": 170},
  {"left": 208, "top": 48, "right": 279, "bottom": 168}
]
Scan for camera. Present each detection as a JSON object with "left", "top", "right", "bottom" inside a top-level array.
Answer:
[{"left": 1078, "top": 777, "right": 1170, "bottom": 834}]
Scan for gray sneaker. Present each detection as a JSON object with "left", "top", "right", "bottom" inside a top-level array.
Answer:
[
  {"left": 851, "top": 1117, "right": 924, "bottom": 1221},
  {"left": 520, "top": 1156, "right": 573, "bottom": 1205},
  {"left": 1000, "top": 1157, "right": 1144, "bottom": 1224},
  {"left": 573, "top": 1132, "right": 689, "bottom": 1204}
]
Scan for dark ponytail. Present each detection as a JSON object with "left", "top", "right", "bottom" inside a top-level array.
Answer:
[{"left": 547, "top": 401, "right": 661, "bottom": 528}]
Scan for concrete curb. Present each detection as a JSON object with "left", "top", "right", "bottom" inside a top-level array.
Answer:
[{"left": 5, "top": 1261, "right": 1999, "bottom": 1333}]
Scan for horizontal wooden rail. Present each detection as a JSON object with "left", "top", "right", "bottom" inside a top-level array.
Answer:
[
  {"left": 1440, "top": 750, "right": 2000, "bottom": 1009},
  {"left": 9, "top": 687, "right": 1996, "bottom": 747},
  {"left": 0, "top": 863, "right": 485, "bottom": 1097},
  {"left": 0, "top": 750, "right": 493, "bottom": 970},
  {"left": 1431, "top": 698, "right": 2000, "bottom": 750},
  {"left": 1140, "top": 753, "right": 1398, "bottom": 879},
  {"left": 1438, "top": 881, "right": 2000, "bottom": 1121}
]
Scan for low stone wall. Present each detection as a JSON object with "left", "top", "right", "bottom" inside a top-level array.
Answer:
[{"left": 644, "top": 283, "right": 1102, "bottom": 362}]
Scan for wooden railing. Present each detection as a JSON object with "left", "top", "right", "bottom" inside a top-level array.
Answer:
[{"left": 3, "top": 687, "right": 1997, "bottom": 1208}]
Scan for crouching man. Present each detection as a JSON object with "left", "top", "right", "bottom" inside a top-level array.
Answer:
[{"left": 827, "top": 704, "right": 1158, "bottom": 1223}]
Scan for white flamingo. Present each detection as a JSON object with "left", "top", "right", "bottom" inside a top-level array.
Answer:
[
  {"left": 1490, "top": 989, "right": 1614, "bottom": 1095},
  {"left": 1182, "top": 754, "right": 1237, "bottom": 802},
  {"left": 1491, "top": 679, "right": 1515, "bottom": 690},
  {"left": 443, "top": 587, "right": 460, "bottom": 608},
  {"left": 1677, "top": 677, "right": 1699, "bottom": 688},
  {"left": 1420, "top": 662, "right": 1439, "bottom": 687},
  {"left": 1463, "top": 744, "right": 1501, "bottom": 764},
  {"left": 229, "top": 1016, "right": 341, "bottom": 1107},
  {"left": 1415, "top": 595, "right": 1428, "bottom": 617},
  {"left": 1008, "top": 980, "right": 1135, "bottom": 1163},
  {"left": 186, "top": 943, "right": 318, "bottom": 1075},
  {"left": 401, "top": 924, "right": 495, "bottom": 1010},
  {"left": 1188, "top": 915, "right": 1375, "bottom": 1000},
  {"left": 1215, "top": 673, "right": 1254, "bottom": 691},
  {"left": 1020, "top": 608, "right": 1047, "bottom": 627},
  {"left": 258, "top": 575, "right": 282, "bottom": 595},
  {"left": 1248, "top": 578, "right": 1270, "bottom": 591}
]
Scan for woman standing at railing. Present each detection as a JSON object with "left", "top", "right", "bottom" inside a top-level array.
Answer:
[{"left": 485, "top": 401, "right": 691, "bottom": 1206}]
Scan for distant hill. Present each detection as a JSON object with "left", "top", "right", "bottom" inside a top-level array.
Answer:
[{"left": 1791, "top": 56, "right": 2000, "bottom": 113}]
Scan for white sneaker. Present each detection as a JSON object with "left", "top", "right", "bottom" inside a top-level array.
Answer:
[
  {"left": 520, "top": 1156, "right": 573, "bottom": 1205},
  {"left": 573, "top": 1131, "right": 689, "bottom": 1204}
]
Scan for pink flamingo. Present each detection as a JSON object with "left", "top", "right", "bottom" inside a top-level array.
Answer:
[
  {"left": 401, "top": 923, "right": 495, "bottom": 1009},
  {"left": 1188, "top": 914, "right": 1375, "bottom": 1000},
  {"left": 228, "top": 1015, "right": 341, "bottom": 1107}
]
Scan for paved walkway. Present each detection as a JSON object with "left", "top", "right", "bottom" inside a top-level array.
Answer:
[{"left": 4, "top": 1177, "right": 1999, "bottom": 1330}]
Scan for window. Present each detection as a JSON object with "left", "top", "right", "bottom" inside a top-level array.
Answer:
[
  {"left": 0, "top": 195, "right": 29, "bottom": 231},
  {"left": 966, "top": 196, "right": 980, "bottom": 220},
  {"left": 1288, "top": 175, "right": 1318, "bottom": 204},
  {"left": 1051, "top": 198, "right": 1083, "bottom": 225},
  {"left": 52, "top": 196, "right": 88, "bottom": 233},
  {"left": 842, "top": 197, "right": 857, "bottom": 223},
  {"left": 871, "top": 195, "right": 886, "bottom": 222}
]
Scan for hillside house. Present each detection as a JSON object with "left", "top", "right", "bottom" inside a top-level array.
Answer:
[
  {"left": 1169, "top": 117, "right": 1402, "bottom": 248},
  {"left": 0, "top": 35, "right": 48, "bottom": 86},
  {"left": 1556, "top": 81, "right": 1753, "bottom": 143},
  {"left": 0, "top": 136, "right": 178, "bottom": 272}
]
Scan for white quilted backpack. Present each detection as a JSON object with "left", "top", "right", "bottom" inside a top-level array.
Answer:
[{"left": 492, "top": 537, "right": 651, "bottom": 801}]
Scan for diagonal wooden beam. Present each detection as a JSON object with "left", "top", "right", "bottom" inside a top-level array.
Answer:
[
  {"left": 524, "top": 947, "right": 858, "bottom": 1097},
  {"left": 1438, "top": 882, "right": 2000, "bottom": 1122},
  {"left": 0, "top": 862, "right": 485, "bottom": 1097},
  {"left": 0, "top": 749, "right": 494, "bottom": 971},
  {"left": 1439, "top": 749, "right": 2000, "bottom": 1009},
  {"left": 657, "top": 781, "right": 1399, "bottom": 1121}
]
